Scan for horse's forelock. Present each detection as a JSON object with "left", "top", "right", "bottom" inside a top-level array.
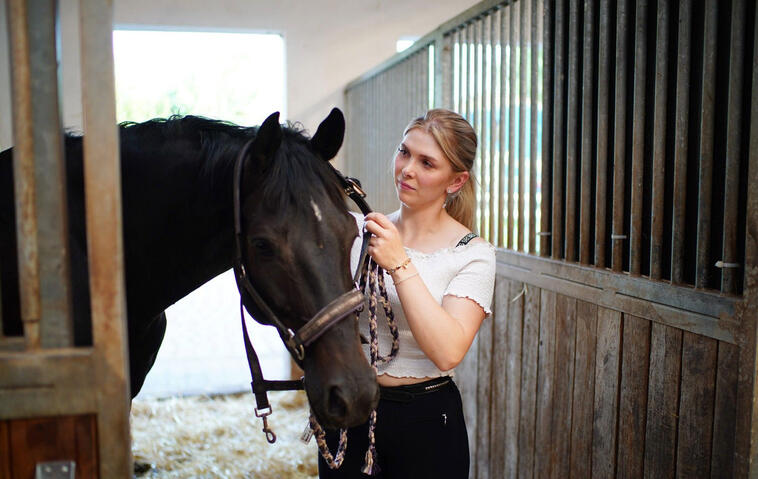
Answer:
[{"left": 259, "top": 127, "right": 346, "bottom": 215}]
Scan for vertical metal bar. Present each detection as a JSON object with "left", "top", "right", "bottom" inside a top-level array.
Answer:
[
  {"left": 437, "top": 33, "right": 451, "bottom": 109},
  {"left": 372, "top": 76, "right": 378, "bottom": 209},
  {"left": 509, "top": 1, "right": 518, "bottom": 250},
  {"left": 696, "top": 0, "right": 718, "bottom": 289},
  {"left": 671, "top": 0, "right": 692, "bottom": 284},
  {"left": 476, "top": 18, "right": 486, "bottom": 236},
  {"left": 721, "top": 0, "right": 746, "bottom": 295},
  {"left": 455, "top": 29, "right": 461, "bottom": 114},
  {"left": 595, "top": 0, "right": 611, "bottom": 267},
  {"left": 8, "top": 0, "right": 41, "bottom": 349},
  {"left": 629, "top": 0, "right": 648, "bottom": 276},
  {"left": 579, "top": 0, "right": 595, "bottom": 265},
  {"left": 374, "top": 75, "right": 381, "bottom": 210},
  {"left": 419, "top": 50, "right": 426, "bottom": 115},
  {"left": 469, "top": 21, "right": 476, "bottom": 128},
  {"left": 409, "top": 54, "right": 415, "bottom": 118},
  {"left": 454, "top": 29, "right": 462, "bottom": 113},
  {"left": 371, "top": 77, "right": 378, "bottom": 208},
  {"left": 499, "top": 7, "right": 508, "bottom": 248},
  {"left": 389, "top": 65, "right": 395, "bottom": 211},
  {"left": 460, "top": 26, "right": 468, "bottom": 121},
  {"left": 611, "top": 0, "right": 630, "bottom": 272},
  {"left": 482, "top": 14, "right": 492, "bottom": 242},
  {"left": 565, "top": 0, "right": 579, "bottom": 262},
  {"left": 649, "top": 0, "right": 670, "bottom": 280},
  {"left": 367, "top": 79, "right": 373, "bottom": 204},
  {"left": 519, "top": 0, "right": 528, "bottom": 253},
  {"left": 529, "top": 0, "right": 540, "bottom": 255},
  {"left": 473, "top": 19, "right": 487, "bottom": 237},
  {"left": 552, "top": 0, "right": 566, "bottom": 259},
  {"left": 541, "top": 0, "right": 553, "bottom": 256},
  {"left": 79, "top": 0, "right": 132, "bottom": 475},
  {"left": 424, "top": 47, "right": 429, "bottom": 112},
  {"left": 489, "top": 10, "right": 499, "bottom": 244}
]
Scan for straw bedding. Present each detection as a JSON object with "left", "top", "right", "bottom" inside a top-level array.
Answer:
[{"left": 131, "top": 391, "right": 318, "bottom": 478}]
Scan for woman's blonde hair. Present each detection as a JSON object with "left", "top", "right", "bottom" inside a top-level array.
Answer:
[{"left": 403, "top": 109, "right": 478, "bottom": 231}]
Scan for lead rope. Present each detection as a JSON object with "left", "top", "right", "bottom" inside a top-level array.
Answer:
[{"left": 306, "top": 257, "right": 399, "bottom": 475}]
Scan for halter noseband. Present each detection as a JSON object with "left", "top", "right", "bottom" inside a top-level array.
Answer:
[{"left": 232, "top": 137, "right": 373, "bottom": 442}]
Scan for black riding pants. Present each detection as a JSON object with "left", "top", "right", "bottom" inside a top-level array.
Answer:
[{"left": 317, "top": 378, "right": 469, "bottom": 479}]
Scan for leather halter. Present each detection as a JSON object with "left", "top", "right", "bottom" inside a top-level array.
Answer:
[{"left": 232, "top": 137, "right": 373, "bottom": 442}]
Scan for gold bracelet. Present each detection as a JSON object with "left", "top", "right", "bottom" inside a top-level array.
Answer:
[
  {"left": 386, "top": 257, "right": 411, "bottom": 275},
  {"left": 393, "top": 272, "right": 419, "bottom": 285}
]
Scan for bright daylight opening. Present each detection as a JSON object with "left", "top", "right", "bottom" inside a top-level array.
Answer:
[
  {"left": 396, "top": 36, "right": 419, "bottom": 53},
  {"left": 112, "top": 29, "right": 289, "bottom": 399}
]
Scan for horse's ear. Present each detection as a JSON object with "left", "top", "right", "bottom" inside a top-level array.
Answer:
[
  {"left": 310, "top": 108, "right": 345, "bottom": 161},
  {"left": 248, "top": 111, "right": 282, "bottom": 172}
]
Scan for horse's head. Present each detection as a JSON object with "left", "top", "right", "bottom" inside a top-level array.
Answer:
[{"left": 237, "top": 108, "right": 378, "bottom": 429}]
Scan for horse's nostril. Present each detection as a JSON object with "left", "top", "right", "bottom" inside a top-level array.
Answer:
[{"left": 327, "top": 386, "right": 348, "bottom": 419}]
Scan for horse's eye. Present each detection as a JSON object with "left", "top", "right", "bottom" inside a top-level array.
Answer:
[{"left": 249, "top": 238, "right": 275, "bottom": 257}]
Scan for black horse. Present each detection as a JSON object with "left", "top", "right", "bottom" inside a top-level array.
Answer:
[{"left": 0, "top": 108, "right": 378, "bottom": 429}]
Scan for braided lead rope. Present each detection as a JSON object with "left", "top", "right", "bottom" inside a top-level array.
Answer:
[
  {"left": 310, "top": 257, "right": 400, "bottom": 475},
  {"left": 310, "top": 415, "right": 348, "bottom": 468},
  {"left": 375, "top": 268, "right": 399, "bottom": 364}
]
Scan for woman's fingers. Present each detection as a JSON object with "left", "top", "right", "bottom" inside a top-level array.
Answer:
[{"left": 365, "top": 212, "right": 394, "bottom": 229}]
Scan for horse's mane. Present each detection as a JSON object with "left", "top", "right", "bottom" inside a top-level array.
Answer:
[{"left": 114, "top": 115, "right": 346, "bottom": 212}]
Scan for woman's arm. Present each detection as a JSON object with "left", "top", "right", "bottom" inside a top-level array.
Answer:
[{"left": 364, "top": 213, "right": 488, "bottom": 371}]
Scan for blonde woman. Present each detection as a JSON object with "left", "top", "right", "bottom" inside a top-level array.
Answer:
[{"left": 320, "top": 109, "right": 496, "bottom": 478}]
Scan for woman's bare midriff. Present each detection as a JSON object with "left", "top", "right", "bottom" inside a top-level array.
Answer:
[{"left": 377, "top": 374, "right": 438, "bottom": 387}]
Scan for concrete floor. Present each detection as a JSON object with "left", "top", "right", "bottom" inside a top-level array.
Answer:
[{"left": 135, "top": 270, "right": 290, "bottom": 399}]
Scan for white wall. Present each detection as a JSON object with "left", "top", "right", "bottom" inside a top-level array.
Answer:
[{"left": 1, "top": 0, "right": 480, "bottom": 155}]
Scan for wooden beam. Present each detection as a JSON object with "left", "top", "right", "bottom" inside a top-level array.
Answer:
[
  {"left": 496, "top": 250, "right": 738, "bottom": 343},
  {"left": 79, "top": 0, "right": 132, "bottom": 476}
]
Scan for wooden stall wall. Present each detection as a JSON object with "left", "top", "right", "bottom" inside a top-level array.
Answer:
[
  {"left": 465, "top": 260, "right": 741, "bottom": 478},
  {"left": 0, "top": 1, "right": 131, "bottom": 476},
  {"left": 455, "top": 0, "right": 757, "bottom": 478},
  {"left": 344, "top": 0, "right": 758, "bottom": 477}
]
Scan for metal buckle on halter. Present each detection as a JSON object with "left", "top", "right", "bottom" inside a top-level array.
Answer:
[
  {"left": 255, "top": 406, "right": 277, "bottom": 444},
  {"left": 286, "top": 328, "right": 306, "bottom": 361},
  {"left": 344, "top": 177, "right": 366, "bottom": 198}
]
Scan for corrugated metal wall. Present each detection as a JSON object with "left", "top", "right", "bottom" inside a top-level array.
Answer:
[{"left": 345, "top": 47, "right": 432, "bottom": 214}]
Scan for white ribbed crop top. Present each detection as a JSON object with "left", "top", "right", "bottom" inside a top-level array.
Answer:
[{"left": 350, "top": 212, "right": 496, "bottom": 378}]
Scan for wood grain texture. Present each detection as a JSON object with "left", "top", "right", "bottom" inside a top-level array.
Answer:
[
  {"left": 570, "top": 300, "right": 597, "bottom": 477},
  {"left": 475, "top": 291, "right": 495, "bottom": 479},
  {"left": 518, "top": 284, "right": 541, "bottom": 479},
  {"left": 9, "top": 416, "right": 76, "bottom": 478},
  {"left": 550, "top": 294, "right": 576, "bottom": 478},
  {"left": 535, "top": 289, "right": 557, "bottom": 478},
  {"left": 616, "top": 315, "right": 651, "bottom": 478},
  {"left": 505, "top": 280, "right": 525, "bottom": 477},
  {"left": 643, "top": 322, "right": 682, "bottom": 479},
  {"left": 710, "top": 342, "right": 738, "bottom": 478},
  {"left": 676, "top": 332, "right": 717, "bottom": 477},
  {"left": 74, "top": 415, "right": 98, "bottom": 479},
  {"left": 592, "top": 307, "right": 622, "bottom": 479},
  {"left": 457, "top": 261, "right": 481, "bottom": 478},
  {"left": 0, "top": 421, "right": 10, "bottom": 479},
  {"left": 457, "top": 329, "right": 479, "bottom": 478},
  {"left": 491, "top": 277, "right": 511, "bottom": 477}
]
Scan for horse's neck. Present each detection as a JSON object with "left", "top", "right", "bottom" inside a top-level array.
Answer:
[{"left": 121, "top": 141, "right": 239, "bottom": 318}]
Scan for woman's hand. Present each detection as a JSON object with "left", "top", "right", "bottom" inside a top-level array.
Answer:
[{"left": 364, "top": 212, "right": 408, "bottom": 272}]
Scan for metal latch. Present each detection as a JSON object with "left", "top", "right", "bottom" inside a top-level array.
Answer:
[{"left": 35, "top": 461, "right": 75, "bottom": 479}]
